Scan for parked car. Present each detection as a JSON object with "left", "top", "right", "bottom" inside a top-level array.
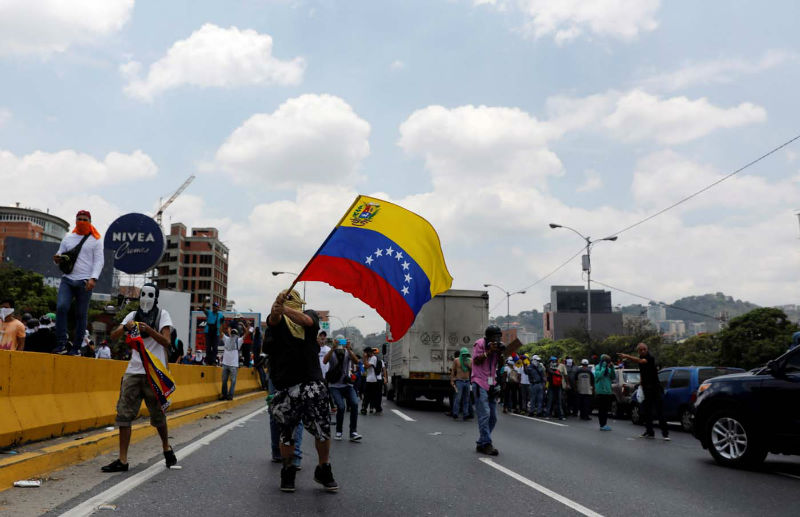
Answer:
[
  {"left": 692, "top": 347, "right": 800, "bottom": 468},
  {"left": 610, "top": 368, "right": 640, "bottom": 418},
  {"left": 630, "top": 366, "right": 744, "bottom": 431}
]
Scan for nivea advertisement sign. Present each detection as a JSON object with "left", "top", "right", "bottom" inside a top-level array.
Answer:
[{"left": 104, "top": 213, "right": 165, "bottom": 274}]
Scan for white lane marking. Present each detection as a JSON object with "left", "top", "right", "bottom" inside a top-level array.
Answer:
[
  {"left": 60, "top": 407, "right": 266, "bottom": 517},
  {"left": 391, "top": 409, "right": 416, "bottom": 422},
  {"left": 480, "top": 458, "right": 604, "bottom": 517},
  {"left": 509, "top": 412, "right": 568, "bottom": 427},
  {"left": 776, "top": 471, "right": 800, "bottom": 480}
]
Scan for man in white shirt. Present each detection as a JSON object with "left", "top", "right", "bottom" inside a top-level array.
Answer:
[
  {"left": 95, "top": 339, "right": 112, "bottom": 359},
  {"left": 361, "top": 347, "right": 383, "bottom": 415},
  {"left": 101, "top": 283, "right": 176, "bottom": 473},
  {"left": 317, "top": 331, "right": 331, "bottom": 377},
  {"left": 52, "top": 210, "right": 104, "bottom": 355},
  {"left": 221, "top": 325, "right": 247, "bottom": 400}
]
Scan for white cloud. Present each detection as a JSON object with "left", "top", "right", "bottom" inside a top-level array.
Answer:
[
  {"left": 639, "top": 49, "right": 796, "bottom": 92},
  {"left": 603, "top": 89, "right": 766, "bottom": 145},
  {"left": 477, "top": 0, "right": 660, "bottom": 43},
  {"left": 577, "top": 169, "right": 602, "bottom": 192},
  {"left": 0, "top": 0, "right": 132, "bottom": 57},
  {"left": 398, "top": 104, "right": 563, "bottom": 189},
  {"left": 214, "top": 94, "right": 370, "bottom": 189},
  {"left": 122, "top": 24, "right": 306, "bottom": 101}
]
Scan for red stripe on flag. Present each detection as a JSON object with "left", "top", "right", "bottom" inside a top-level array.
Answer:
[{"left": 300, "top": 255, "right": 415, "bottom": 341}]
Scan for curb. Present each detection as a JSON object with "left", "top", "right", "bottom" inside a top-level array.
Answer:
[{"left": 0, "top": 391, "right": 266, "bottom": 492}]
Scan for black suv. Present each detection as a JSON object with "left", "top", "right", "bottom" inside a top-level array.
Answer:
[{"left": 692, "top": 346, "right": 800, "bottom": 467}]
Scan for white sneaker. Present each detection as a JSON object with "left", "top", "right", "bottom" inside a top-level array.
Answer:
[
  {"left": 349, "top": 432, "right": 362, "bottom": 442},
  {"left": 334, "top": 432, "right": 343, "bottom": 441}
]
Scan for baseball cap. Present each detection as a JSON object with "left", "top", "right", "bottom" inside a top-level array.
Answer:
[{"left": 581, "top": 359, "right": 589, "bottom": 365}]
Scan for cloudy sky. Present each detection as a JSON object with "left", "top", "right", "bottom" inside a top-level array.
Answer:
[{"left": 2, "top": 0, "right": 799, "bottom": 334}]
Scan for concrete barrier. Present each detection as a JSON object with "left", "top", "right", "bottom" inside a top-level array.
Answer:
[{"left": 0, "top": 350, "right": 262, "bottom": 448}]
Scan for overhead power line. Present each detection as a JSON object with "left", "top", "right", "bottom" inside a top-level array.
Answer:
[
  {"left": 591, "top": 278, "right": 721, "bottom": 321},
  {"left": 610, "top": 133, "right": 800, "bottom": 238}
]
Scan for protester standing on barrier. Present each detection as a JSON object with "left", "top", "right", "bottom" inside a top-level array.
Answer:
[
  {"left": 472, "top": 325, "right": 504, "bottom": 456},
  {"left": 102, "top": 283, "right": 177, "bottom": 472},
  {"left": 266, "top": 289, "right": 337, "bottom": 493},
  {"left": 201, "top": 298, "right": 224, "bottom": 365},
  {"left": 52, "top": 210, "right": 104, "bottom": 355},
  {"left": 619, "top": 343, "right": 670, "bottom": 440}
]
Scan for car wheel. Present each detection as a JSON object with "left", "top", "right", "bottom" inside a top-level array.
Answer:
[
  {"left": 705, "top": 410, "right": 767, "bottom": 468},
  {"left": 680, "top": 408, "right": 693, "bottom": 432},
  {"left": 630, "top": 403, "right": 642, "bottom": 425}
]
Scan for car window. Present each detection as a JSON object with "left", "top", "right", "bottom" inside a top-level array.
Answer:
[
  {"left": 623, "top": 371, "right": 640, "bottom": 384},
  {"left": 658, "top": 370, "right": 671, "bottom": 389},
  {"left": 670, "top": 369, "right": 690, "bottom": 388}
]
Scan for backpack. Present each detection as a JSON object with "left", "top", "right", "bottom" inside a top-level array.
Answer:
[
  {"left": 325, "top": 350, "right": 347, "bottom": 384},
  {"left": 374, "top": 358, "right": 382, "bottom": 378},
  {"left": 58, "top": 234, "right": 91, "bottom": 274},
  {"left": 551, "top": 369, "right": 563, "bottom": 387}
]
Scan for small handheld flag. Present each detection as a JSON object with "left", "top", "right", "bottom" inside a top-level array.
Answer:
[{"left": 296, "top": 195, "right": 453, "bottom": 341}]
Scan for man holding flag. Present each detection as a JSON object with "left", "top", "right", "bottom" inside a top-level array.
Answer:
[{"left": 102, "top": 283, "right": 177, "bottom": 473}]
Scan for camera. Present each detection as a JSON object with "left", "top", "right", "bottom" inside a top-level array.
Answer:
[{"left": 489, "top": 341, "right": 506, "bottom": 353}]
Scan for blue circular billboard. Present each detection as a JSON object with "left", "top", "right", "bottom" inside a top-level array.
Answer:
[{"left": 104, "top": 213, "right": 165, "bottom": 274}]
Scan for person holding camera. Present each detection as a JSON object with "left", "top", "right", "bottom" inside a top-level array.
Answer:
[
  {"left": 471, "top": 325, "right": 505, "bottom": 456},
  {"left": 323, "top": 336, "right": 363, "bottom": 442},
  {"left": 594, "top": 354, "right": 616, "bottom": 431}
]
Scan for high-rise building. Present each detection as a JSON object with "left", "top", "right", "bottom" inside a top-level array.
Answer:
[
  {"left": 647, "top": 304, "right": 667, "bottom": 324},
  {"left": 542, "top": 285, "right": 622, "bottom": 340},
  {"left": 155, "top": 223, "right": 229, "bottom": 308},
  {"left": 0, "top": 204, "right": 69, "bottom": 257}
]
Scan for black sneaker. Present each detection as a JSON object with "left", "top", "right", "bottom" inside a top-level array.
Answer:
[
  {"left": 280, "top": 466, "right": 296, "bottom": 492},
  {"left": 101, "top": 459, "right": 129, "bottom": 472},
  {"left": 314, "top": 463, "right": 339, "bottom": 492},
  {"left": 476, "top": 444, "right": 499, "bottom": 456},
  {"left": 164, "top": 448, "right": 177, "bottom": 468}
]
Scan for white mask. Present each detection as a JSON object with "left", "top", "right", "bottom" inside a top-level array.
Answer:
[
  {"left": 0, "top": 308, "right": 14, "bottom": 320},
  {"left": 140, "top": 286, "right": 157, "bottom": 312}
]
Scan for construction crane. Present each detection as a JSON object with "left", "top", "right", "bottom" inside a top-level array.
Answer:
[{"left": 154, "top": 175, "right": 195, "bottom": 226}]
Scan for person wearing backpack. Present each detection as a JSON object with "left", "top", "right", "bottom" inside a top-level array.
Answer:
[
  {"left": 323, "top": 337, "right": 363, "bottom": 442},
  {"left": 361, "top": 347, "right": 383, "bottom": 415},
  {"left": 52, "top": 210, "right": 104, "bottom": 355}
]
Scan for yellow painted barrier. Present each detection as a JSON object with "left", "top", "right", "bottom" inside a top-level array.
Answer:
[{"left": 0, "top": 350, "right": 263, "bottom": 448}]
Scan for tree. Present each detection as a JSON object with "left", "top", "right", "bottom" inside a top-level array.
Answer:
[
  {"left": 659, "top": 334, "right": 720, "bottom": 367},
  {"left": 0, "top": 263, "right": 58, "bottom": 315},
  {"left": 716, "top": 307, "right": 798, "bottom": 369}
]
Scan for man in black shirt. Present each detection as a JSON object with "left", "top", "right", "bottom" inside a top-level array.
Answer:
[
  {"left": 266, "top": 289, "right": 338, "bottom": 493},
  {"left": 619, "top": 343, "right": 669, "bottom": 440}
]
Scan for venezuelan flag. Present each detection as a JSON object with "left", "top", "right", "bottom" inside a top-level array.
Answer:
[
  {"left": 298, "top": 195, "right": 453, "bottom": 341},
  {"left": 127, "top": 324, "right": 176, "bottom": 411}
]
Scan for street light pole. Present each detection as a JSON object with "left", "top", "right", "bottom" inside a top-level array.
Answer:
[
  {"left": 272, "top": 271, "right": 306, "bottom": 301},
  {"left": 329, "top": 314, "right": 365, "bottom": 341},
  {"left": 483, "top": 284, "right": 526, "bottom": 331},
  {"left": 549, "top": 223, "right": 617, "bottom": 339}
]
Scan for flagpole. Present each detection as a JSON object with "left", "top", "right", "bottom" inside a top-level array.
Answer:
[{"left": 284, "top": 195, "right": 363, "bottom": 296}]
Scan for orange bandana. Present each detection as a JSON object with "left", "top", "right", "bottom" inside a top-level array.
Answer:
[{"left": 73, "top": 221, "right": 101, "bottom": 239}]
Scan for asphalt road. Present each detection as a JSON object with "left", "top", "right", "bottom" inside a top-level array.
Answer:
[{"left": 38, "top": 399, "right": 800, "bottom": 516}]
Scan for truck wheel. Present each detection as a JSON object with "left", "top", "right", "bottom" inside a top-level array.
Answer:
[{"left": 705, "top": 410, "right": 767, "bottom": 468}]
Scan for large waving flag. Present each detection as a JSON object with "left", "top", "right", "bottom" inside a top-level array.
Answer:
[
  {"left": 126, "top": 323, "right": 176, "bottom": 411},
  {"left": 297, "top": 195, "right": 453, "bottom": 341}
]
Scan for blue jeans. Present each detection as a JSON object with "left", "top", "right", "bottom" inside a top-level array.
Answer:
[
  {"left": 529, "top": 383, "right": 544, "bottom": 415},
  {"left": 268, "top": 379, "right": 302, "bottom": 465},
  {"left": 329, "top": 385, "right": 359, "bottom": 434},
  {"left": 221, "top": 365, "right": 238, "bottom": 398},
  {"left": 453, "top": 380, "right": 471, "bottom": 418},
  {"left": 55, "top": 277, "right": 92, "bottom": 348},
  {"left": 473, "top": 383, "right": 497, "bottom": 447}
]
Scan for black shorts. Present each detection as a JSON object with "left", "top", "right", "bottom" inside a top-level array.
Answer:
[{"left": 269, "top": 381, "right": 331, "bottom": 444}]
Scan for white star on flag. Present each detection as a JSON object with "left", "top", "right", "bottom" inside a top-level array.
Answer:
[
  {"left": 386, "top": 246, "right": 394, "bottom": 255},
  {"left": 365, "top": 256, "right": 374, "bottom": 265},
  {"left": 404, "top": 273, "right": 412, "bottom": 283},
  {"left": 375, "top": 248, "right": 383, "bottom": 257},
  {"left": 401, "top": 261, "right": 410, "bottom": 270},
  {"left": 395, "top": 251, "right": 403, "bottom": 260},
  {"left": 401, "top": 286, "right": 410, "bottom": 296}
]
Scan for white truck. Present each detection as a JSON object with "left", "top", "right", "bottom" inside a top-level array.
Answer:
[{"left": 385, "top": 289, "right": 489, "bottom": 405}]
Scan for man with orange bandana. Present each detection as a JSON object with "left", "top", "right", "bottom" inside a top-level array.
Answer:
[{"left": 53, "top": 210, "right": 104, "bottom": 355}]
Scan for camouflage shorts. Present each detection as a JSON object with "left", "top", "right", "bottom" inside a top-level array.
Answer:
[{"left": 269, "top": 381, "right": 331, "bottom": 444}]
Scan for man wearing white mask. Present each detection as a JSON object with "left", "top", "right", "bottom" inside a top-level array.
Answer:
[{"left": 102, "top": 283, "right": 176, "bottom": 472}]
